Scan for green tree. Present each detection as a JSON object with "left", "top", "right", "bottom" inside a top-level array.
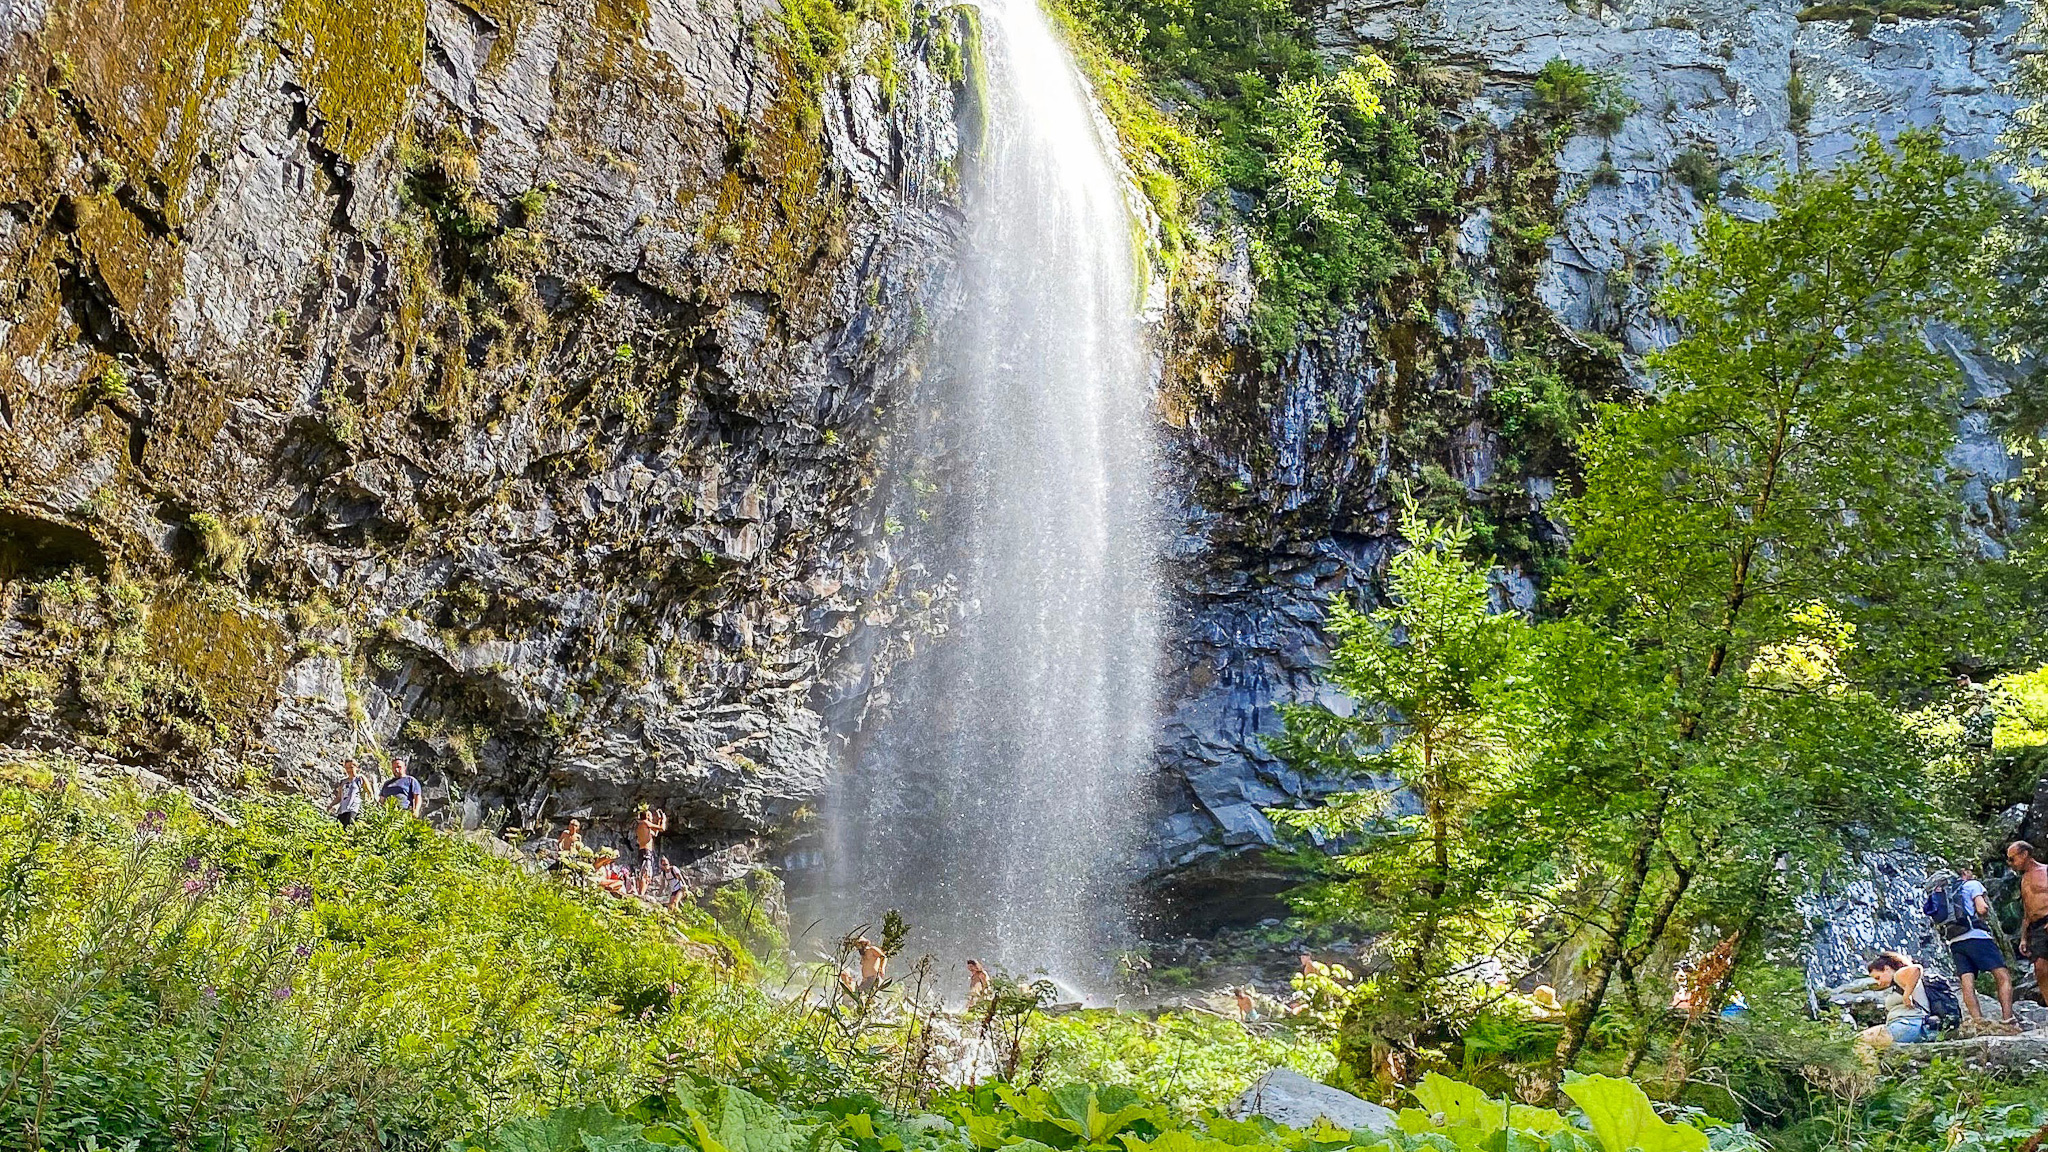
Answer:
[
  {"left": 1533, "top": 129, "right": 2008, "bottom": 1078},
  {"left": 1269, "top": 502, "right": 1544, "bottom": 1086}
]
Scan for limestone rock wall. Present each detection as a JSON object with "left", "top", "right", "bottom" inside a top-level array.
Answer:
[
  {"left": 1147, "top": 0, "right": 2030, "bottom": 924},
  {"left": 0, "top": 0, "right": 975, "bottom": 851}
]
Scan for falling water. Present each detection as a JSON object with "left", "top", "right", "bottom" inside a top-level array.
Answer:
[{"left": 820, "top": 0, "right": 1162, "bottom": 987}]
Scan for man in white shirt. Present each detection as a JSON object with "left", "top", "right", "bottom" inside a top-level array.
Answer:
[{"left": 1939, "top": 866, "right": 2016, "bottom": 1025}]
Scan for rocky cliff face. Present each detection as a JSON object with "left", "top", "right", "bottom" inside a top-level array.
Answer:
[
  {"left": 0, "top": 0, "right": 974, "bottom": 851},
  {"left": 0, "top": 0, "right": 2027, "bottom": 912},
  {"left": 1146, "top": 0, "right": 2029, "bottom": 927}
]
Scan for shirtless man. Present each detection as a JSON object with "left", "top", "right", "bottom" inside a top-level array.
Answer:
[
  {"left": 633, "top": 805, "right": 669, "bottom": 895},
  {"left": 2010, "top": 840, "right": 2048, "bottom": 1004},
  {"left": 855, "top": 937, "right": 887, "bottom": 991},
  {"left": 966, "top": 958, "right": 989, "bottom": 1003},
  {"left": 557, "top": 818, "right": 584, "bottom": 857}
]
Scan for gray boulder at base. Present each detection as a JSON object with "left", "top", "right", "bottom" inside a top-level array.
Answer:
[{"left": 1228, "top": 1069, "right": 1396, "bottom": 1133}]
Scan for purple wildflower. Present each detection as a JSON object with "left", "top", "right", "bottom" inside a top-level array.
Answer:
[
  {"left": 293, "top": 942, "right": 313, "bottom": 959},
  {"left": 199, "top": 986, "right": 218, "bottom": 1006},
  {"left": 281, "top": 882, "right": 314, "bottom": 907},
  {"left": 182, "top": 877, "right": 206, "bottom": 896},
  {"left": 182, "top": 856, "right": 203, "bottom": 873},
  {"left": 271, "top": 983, "right": 293, "bottom": 1002},
  {"left": 138, "top": 810, "right": 166, "bottom": 836}
]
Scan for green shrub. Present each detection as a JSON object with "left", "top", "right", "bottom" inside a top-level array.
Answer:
[
  {"left": 1023, "top": 1009, "right": 1335, "bottom": 1114},
  {"left": 1669, "top": 146, "right": 1723, "bottom": 201},
  {"left": 0, "top": 768, "right": 858, "bottom": 1150},
  {"left": 1532, "top": 58, "right": 1599, "bottom": 122}
]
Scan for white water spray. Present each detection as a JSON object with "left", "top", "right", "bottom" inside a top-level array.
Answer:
[{"left": 821, "top": 0, "right": 1163, "bottom": 988}]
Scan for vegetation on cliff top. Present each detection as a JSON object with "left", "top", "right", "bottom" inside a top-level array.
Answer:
[{"left": 1045, "top": 0, "right": 1454, "bottom": 359}]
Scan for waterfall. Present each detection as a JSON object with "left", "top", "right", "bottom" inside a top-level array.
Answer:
[{"left": 818, "top": 0, "right": 1162, "bottom": 988}]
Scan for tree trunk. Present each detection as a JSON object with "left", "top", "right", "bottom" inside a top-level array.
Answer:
[{"left": 1554, "top": 787, "right": 1670, "bottom": 1082}]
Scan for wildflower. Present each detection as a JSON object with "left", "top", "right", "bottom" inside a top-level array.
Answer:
[
  {"left": 294, "top": 942, "right": 313, "bottom": 959},
  {"left": 182, "top": 877, "right": 206, "bottom": 896},
  {"left": 281, "top": 882, "right": 314, "bottom": 907},
  {"left": 138, "top": 809, "right": 166, "bottom": 836},
  {"left": 204, "top": 867, "right": 220, "bottom": 885},
  {"left": 199, "top": 986, "right": 218, "bottom": 1007},
  {"left": 271, "top": 983, "right": 293, "bottom": 1002},
  {"left": 182, "top": 856, "right": 203, "bottom": 872}
]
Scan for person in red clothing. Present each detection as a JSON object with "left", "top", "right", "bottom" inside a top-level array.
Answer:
[{"left": 592, "top": 848, "right": 630, "bottom": 896}]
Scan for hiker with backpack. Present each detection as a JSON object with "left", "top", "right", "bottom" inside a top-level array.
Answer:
[
  {"left": 1926, "top": 866, "right": 2018, "bottom": 1026},
  {"left": 1861, "top": 951, "right": 1959, "bottom": 1047}
]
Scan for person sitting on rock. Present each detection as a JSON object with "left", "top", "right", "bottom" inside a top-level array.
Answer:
[
  {"left": 1860, "top": 952, "right": 1935, "bottom": 1049},
  {"left": 592, "top": 848, "right": 630, "bottom": 896},
  {"left": 557, "top": 819, "right": 585, "bottom": 858}
]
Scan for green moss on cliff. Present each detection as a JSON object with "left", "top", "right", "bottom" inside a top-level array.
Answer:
[{"left": 276, "top": 0, "right": 425, "bottom": 161}]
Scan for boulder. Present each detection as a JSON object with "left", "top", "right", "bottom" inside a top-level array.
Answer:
[{"left": 1228, "top": 1069, "right": 1396, "bottom": 1133}]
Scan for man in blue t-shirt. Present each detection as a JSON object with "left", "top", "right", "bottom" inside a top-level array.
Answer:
[
  {"left": 378, "top": 758, "right": 423, "bottom": 817},
  {"left": 1938, "top": 865, "right": 2016, "bottom": 1026}
]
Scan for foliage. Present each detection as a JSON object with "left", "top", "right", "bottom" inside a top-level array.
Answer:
[
  {"left": 0, "top": 768, "right": 860, "bottom": 1151},
  {"left": 1763, "top": 1060, "right": 2048, "bottom": 1152},
  {"left": 455, "top": 1071, "right": 1725, "bottom": 1152},
  {"left": 1024, "top": 1010, "right": 1334, "bottom": 1115},
  {"left": 1268, "top": 500, "right": 1544, "bottom": 1079},
  {"left": 1569, "top": 130, "right": 2010, "bottom": 674},
  {"left": 1990, "top": 665, "right": 2048, "bottom": 751},
  {"left": 1274, "top": 131, "right": 2016, "bottom": 1096},
  {"left": 1046, "top": 0, "right": 1454, "bottom": 357}
]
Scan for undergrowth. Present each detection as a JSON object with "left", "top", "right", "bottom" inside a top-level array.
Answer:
[{"left": 0, "top": 764, "right": 854, "bottom": 1151}]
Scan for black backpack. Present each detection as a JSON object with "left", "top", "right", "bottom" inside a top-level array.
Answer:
[
  {"left": 1918, "top": 971, "right": 1963, "bottom": 1030},
  {"left": 1924, "top": 881, "right": 1988, "bottom": 942}
]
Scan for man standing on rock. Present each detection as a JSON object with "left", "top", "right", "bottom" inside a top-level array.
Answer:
[
  {"left": 1931, "top": 865, "right": 2016, "bottom": 1026},
  {"left": 378, "top": 758, "right": 423, "bottom": 817},
  {"left": 2011, "top": 841, "right": 2048, "bottom": 1004},
  {"left": 634, "top": 805, "right": 669, "bottom": 895}
]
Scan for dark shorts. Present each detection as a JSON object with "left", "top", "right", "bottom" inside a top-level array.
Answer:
[
  {"left": 337, "top": 809, "right": 358, "bottom": 828},
  {"left": 2027, "top": 919, "right": 2048, "bottom": 963},
  {"left": 1950, "top": 936, "right": 2006, "bottom": 976},
  {"left": 639, "top": 851, "right": 656, "bottom": 877}
]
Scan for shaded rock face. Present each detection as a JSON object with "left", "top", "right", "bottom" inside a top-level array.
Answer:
[
  {"left": 1145, "top": 0, "right": 2029, "bottom": 926},
  {"left": 0, "top": 0, "right": 973, "bottom": 852}
]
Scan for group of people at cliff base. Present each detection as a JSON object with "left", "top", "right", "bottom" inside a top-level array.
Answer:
[
  {"left": 1858, "top": 840, "right": 2048, "bottom": 1049},
  {"left": 327, "top": 756, "right": 423, "bottom": 823},
  {"left": 325, "top": 757, "right": 694, "bottom": 909},
  {"left": 550, "top": 806, "right": 694, "bottom": 909}
]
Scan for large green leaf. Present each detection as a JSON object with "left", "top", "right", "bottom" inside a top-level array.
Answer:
[{"left": 1559, "top": 1075, "right": 1707, "bottom": 1152}]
